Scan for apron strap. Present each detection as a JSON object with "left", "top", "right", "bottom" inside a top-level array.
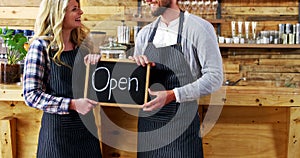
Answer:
[
  {"left": 148, "top": 17, "right": 161, "bottom": 42},
  {"left": 177, "top": 11, "right": 184, "bottom": 44}
]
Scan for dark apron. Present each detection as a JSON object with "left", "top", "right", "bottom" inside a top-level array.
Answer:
[
  {"left": 138, "top": 11, "right": 203, "bottom": 158},
  {"left": 37, "top": 48, "right": 102, "bottom": 158}
]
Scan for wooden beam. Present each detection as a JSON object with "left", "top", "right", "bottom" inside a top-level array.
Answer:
[
  {"left": 0, "top": 7, "right": 39, "bottom": 19},
  {"left": 287, "top": 107, "right": 300, "bottom": 158},
  {"left": 246, "top": 15, "right": 298, "bottom": 21},
  {"left": 0, "top": 117, "right": 16, "bottom": 158},
  {"left": 223, "top": 63, "right": 240, "bottom": 74},
  {"left": 224, "top": 7, "right": 298, "bottom": 16}
]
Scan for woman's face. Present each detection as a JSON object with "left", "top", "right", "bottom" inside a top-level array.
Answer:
[{"left": 63, "top": 0, "right": 83, "bottom": 31}]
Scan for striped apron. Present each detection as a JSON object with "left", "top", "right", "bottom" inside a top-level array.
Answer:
[
  {"left": 137, "top": 11, "right": 203, "bottom": 158},
  {"left": 37, "top": 48, "right": 102, "bottom": 158}
]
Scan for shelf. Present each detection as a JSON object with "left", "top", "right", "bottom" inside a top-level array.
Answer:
[
  {"left": 219, "top": 43, "right": 300, "bottom": 49},
  {"left": 127, "top": 16, "right": 225, "bottom": 24},
  {"left": 207, "top": 19, "right": 225, "bottom": 24}
]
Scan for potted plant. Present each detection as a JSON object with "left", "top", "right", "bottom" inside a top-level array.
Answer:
[{"left": 0, "top": 27, "right": 28, "bottom": 84}]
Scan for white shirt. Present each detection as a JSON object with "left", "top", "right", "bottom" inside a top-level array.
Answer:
[{"left": 153, "top": 17, "right": 180, "bottom": 48}]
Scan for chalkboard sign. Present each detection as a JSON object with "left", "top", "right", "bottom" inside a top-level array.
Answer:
[{"left": 87, "top": 59, "right": 150, "bottom": 107}]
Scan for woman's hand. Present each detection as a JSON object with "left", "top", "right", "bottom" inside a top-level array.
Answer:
[
  {"left": 142, "top": 89, "right": 176, "bottom": 111},
  {"left": 69, "top": 98, "right": 98, "bottom": 115},
  {"left": 84, "top": 54, "right": 101, "bottom": 65},
  {"left": 128, "top": 55, "right": 155, "bottom": 67}
]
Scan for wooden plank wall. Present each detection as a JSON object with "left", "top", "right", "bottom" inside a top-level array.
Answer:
[
  {"left": 0, "top": 0, "right": 298, "bottom": 36},
  {"left": 223, "top": 49, "right": 300, "bottom": 87},
  {"left": 220, "top": 0, "right": 299, "bottom": 37},
  {"left": 0, "top": 0, "right": 138, "bottom": 37},
  {"left": 218, "top": 0, "right": 300, "bottom": 88},
  {"left": 202, "top": 106, "right": 289, "bottom": 158}
]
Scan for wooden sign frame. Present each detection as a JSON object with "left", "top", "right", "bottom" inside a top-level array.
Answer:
[{"left": 84, "top": 58, "right": 150, "bottom": 108}]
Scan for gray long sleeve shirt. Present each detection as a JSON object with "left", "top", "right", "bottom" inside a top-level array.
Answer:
[{"left": 134, "top": 11, "right": 223, "bottom": 103}]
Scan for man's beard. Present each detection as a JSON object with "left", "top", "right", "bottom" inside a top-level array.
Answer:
[
  {"left": 151, "top": 1, "right": 171, "bottom": 17},
  {"left": 151, "top": 7, "right": 168, "bottom": 17}
]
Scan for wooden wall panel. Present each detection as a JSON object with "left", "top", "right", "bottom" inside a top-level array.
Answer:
[
  {"left": 0, "top": 0, "right": 138, "bottom": 36},
  {"left": 0, "top": 0, "right": 41, "bottom": 7},
  {"left": 202, "top": 106, "right": 289, "bottom": 158},
  {"left": 81, "top": 0, "right": 136, "bottom": 7},
  {"left": 223, "top": 52, "right": 300, "bottom": 87},
  {"left": 287, "top": 107, "right": 300, "bottom": 158},
  {"left": 1, "top": 0, "right": 297, "bottom": 40},
  {"left": 222, "top": 0, "right": 296, "bottom": 7},
  {"left": 219, "top": 1, "right": 299, "bottom": 37}
]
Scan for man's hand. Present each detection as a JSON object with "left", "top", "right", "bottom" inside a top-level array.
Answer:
[
  {"left": 128, "top": 55, "right": 155, "bottom": 67},
  {"left": 142, "top": 89, "right": 176, "bottom": 111}
]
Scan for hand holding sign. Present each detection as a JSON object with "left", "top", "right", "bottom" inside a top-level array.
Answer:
[
  {"left": 69, "top": 98, "right": 98, "bottom": 115},
  {"left": 142, "top": 89, "right": 176, "bottom": 112},
  {"left": 128, "top": 55, "right": 156, "bottom": 67}
]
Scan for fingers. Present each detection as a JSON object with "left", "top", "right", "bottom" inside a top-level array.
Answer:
[
  {"left": 128, "top": 56, "right": 134, "bottom": 60},
  {"left": 86, "top": 98, "right": 99, "bottom": 107},
  {"left": 84, "top": 54, "right": 101, "bottom": 65},
  {"left": 128, "top": 55, "right": 149, "bottom": 67},
  {"left": 75, "top": 98, "right": 99, "bottom": 115},
  {"left": 142, "top": 100, "right": 158, "bottom": 111},
  {"left": 148, "top": 88, "right": 155, "bottom": 95},
  {"left": 142, "top": 89, "right": 159, "bottom": 111}
]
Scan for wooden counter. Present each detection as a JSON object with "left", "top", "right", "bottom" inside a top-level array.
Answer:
[
  {"left": 0, "top": 84, "right": 42, "bottom": 158},
  {"left": 199, "top": 86, "right": 300, "bottom": 158},
  {"left": 1, "top": 84, "right": 300, "bottom": 158}
]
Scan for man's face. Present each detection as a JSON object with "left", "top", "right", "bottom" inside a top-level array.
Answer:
[{"left": 147, "top": 0, "right": 171, "bottom": 17}]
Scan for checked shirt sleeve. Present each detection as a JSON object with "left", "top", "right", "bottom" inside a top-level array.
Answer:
[{"left": 23, "top": 39, "right": 70, "bottom": 115}]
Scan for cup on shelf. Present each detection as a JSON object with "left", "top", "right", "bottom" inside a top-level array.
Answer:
[
  {"left": 225, "top": 38, "right": 231, "bottom": 44},
  {"left": 240, "top": 38, "right": 245, "bottom": 44},
  {"left": 218, "top": 36, "right": 225, "bottom": 43},
  {"left": 233, "top": 37, "right": 239, "bottom": 44}
]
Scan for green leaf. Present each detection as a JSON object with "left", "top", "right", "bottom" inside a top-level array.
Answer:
[{"left": 0, "top": 27, "right": 28, "bottom": 65}]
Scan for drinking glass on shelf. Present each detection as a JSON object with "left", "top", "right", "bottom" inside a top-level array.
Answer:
[
  {"left": 178, "top": 0, "right": 185, "bottom": 10},
  {"left": 197, "top": 0, "right": 204, "bottom": 17},
  {"left": 211, "top": 0, "right": 218, "bottom": 19},
  {"left": 204, "top": 0, "right": 211, "bottom": 19},
  {"left": 183, "top": 0, "right": 191, "bottom": 12},
  {"left": 141, "top": 0, "right": 151, "bottom": 18},
  {"left": 191, "top": 0, "right": 198, "bottom": 15}
]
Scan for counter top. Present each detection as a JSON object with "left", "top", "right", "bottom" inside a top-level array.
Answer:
[
  {"left": 199, "top": 86, "right": 300, "bottom": 107},
  {"left": 1, "top": 84, "right": 300, "bottom": 107},
  {"left": 0, "top": 83, "right": 23, "bottom": 101}
]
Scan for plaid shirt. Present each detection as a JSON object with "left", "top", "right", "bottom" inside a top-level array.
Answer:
[{"left": 23, "top": 39, "right": 70, "bottom": 115}]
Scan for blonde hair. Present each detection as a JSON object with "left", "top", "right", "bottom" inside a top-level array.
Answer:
[{"left": 31, "top": 0, "right": 90, "bottom": 66}]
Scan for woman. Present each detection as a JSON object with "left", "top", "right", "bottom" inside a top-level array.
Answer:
[{"left": 23, "top": 0, "right": 102, "bottom": 157}]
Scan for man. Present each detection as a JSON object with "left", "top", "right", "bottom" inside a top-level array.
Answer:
[{"left": 129, "top": 0, "right": 223, "bottom": 157}]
